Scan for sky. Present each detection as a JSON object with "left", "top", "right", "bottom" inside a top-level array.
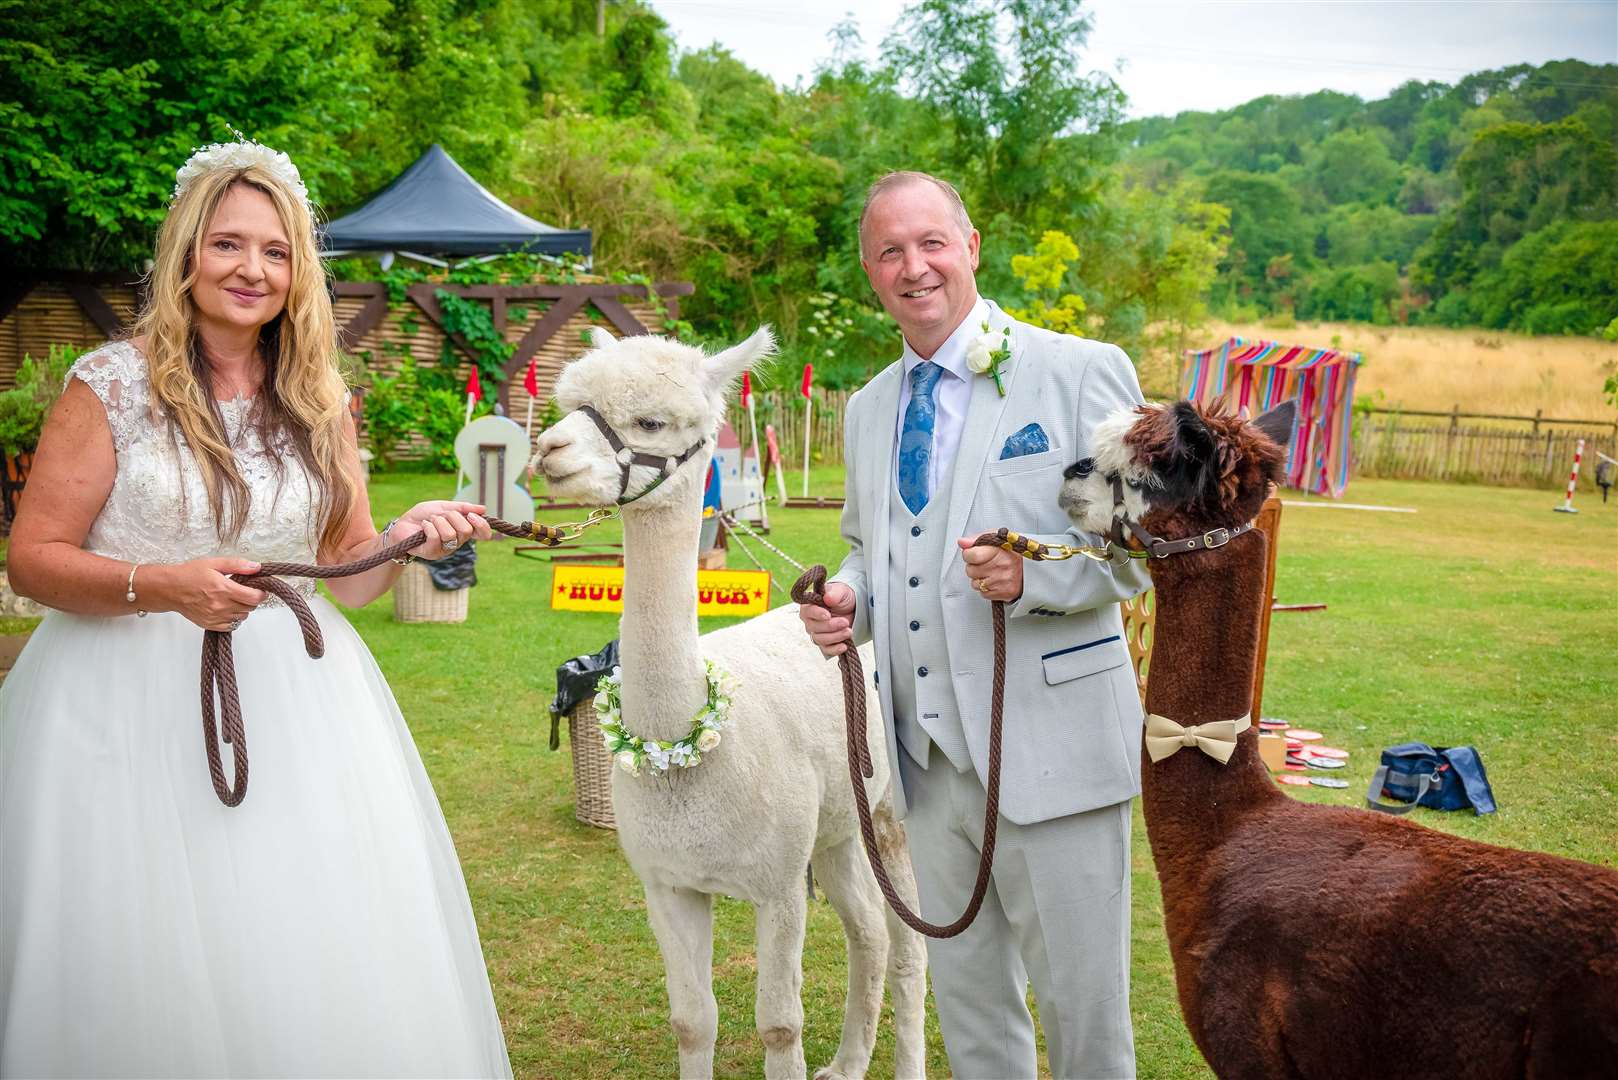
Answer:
[{"left": 649, "top": 0, "right": 1618, "bottom": 118}]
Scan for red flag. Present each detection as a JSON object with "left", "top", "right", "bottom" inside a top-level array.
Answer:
[
  {"left": 466, "top": 367, "right": 482, "bottom": 403},
  {"left": 740, "top": 371, "right": 752, "bottom": 408},
  {"left": 800, "top": 363, "right": 813, "bottom": 398},
  {"left": 523, "top": 357, "right": 539, "bottom": 398}
]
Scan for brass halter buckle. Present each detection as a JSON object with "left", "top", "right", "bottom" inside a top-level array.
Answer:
[
  {"left": 525, "top": 506, "right": 619, "bottom": 547},
  {"left": 993, "top": 528, "right": 1115, "bottom": 563}
]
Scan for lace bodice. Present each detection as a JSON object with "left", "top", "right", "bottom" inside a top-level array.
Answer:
[{"left": 71, "top": 342, "right": 322, "bottom": 586}]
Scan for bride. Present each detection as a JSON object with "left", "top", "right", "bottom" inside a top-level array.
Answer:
[{"left": 0, "top": 141, "right": 511, "bottom": 1077}]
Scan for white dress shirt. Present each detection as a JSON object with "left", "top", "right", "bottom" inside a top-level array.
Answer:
[{"left": 893, "top": 296, "right": 990, "bottom": 501}]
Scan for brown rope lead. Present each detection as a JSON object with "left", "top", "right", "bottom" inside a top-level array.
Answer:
[
  {"left": 790, "top": 530, "right": 1010, "bottom": 939},
  {"left": 199, "top": 514, "right": 603, "bottom": 807}
]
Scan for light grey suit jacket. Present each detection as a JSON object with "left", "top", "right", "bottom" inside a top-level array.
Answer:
[{"left": 831, "top": 300, "right": 1151, "bottom": 825}]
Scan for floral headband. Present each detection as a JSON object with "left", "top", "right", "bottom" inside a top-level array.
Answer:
[{"left": 171, "top": 135, "right": 310, "bottom": 213}]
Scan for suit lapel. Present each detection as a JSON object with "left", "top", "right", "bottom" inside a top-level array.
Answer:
[
  {"left": 941, "top": 300, "right": 1019, "bottom": 570},
  {"left": 865, "top": 363, "right": 901, "bottom": 631}
]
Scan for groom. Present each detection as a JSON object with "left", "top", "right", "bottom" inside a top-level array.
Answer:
[{"left": 798, "top": 171, "right": 1150, "bottom": 1079}]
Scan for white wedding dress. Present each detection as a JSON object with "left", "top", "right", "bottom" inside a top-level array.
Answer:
[{"left": 0, "top": 342, "right": 512, "bottom": 1078}]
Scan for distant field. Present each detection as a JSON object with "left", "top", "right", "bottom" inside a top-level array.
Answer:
[{"left": 1141, "top": 320, "right": 1618, "bottom": 422}]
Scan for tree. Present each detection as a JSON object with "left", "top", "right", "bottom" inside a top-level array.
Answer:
[
  {"left": 0, "top": 0, "right": 388, "bottom": 268},
  {"left": 1414, "top": 117, "right": 1618, "bottom": 295},
  {"left": 1308, "top": 129, "right": 1401, "bottom": 206},
  {"left": 1200, "top": 170, "right": 1312, "bottom": 310},
  {"left": 880, "top": 0, "right": 1124, "bottom": 229}
]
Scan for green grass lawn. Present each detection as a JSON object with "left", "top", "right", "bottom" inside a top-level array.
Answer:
[{"left": 327, "top": 472, "right": 1614, "bottom": 1076}]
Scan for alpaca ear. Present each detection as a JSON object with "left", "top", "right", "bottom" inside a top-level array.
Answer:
[
  {"left": 1169, "top": 402, "right": 1215, "bottom": 460},
  {"left": 704, "top": 325, "right": 776, "bottom": 394},
  {"left": 1251, "top": 400, "right": 1297, "bottom": 450},
  {"left": 588, "top": 325, "right": 616, "bottom": 350}
]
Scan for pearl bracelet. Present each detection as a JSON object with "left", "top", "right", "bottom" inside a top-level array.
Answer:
[{"left": 125, "top": 563, "right": 147, "bottom": 617}]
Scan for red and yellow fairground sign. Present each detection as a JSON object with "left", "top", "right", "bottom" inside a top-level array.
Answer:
[{"left": 550, "top": 565, "right": 771, "bottom": 617}]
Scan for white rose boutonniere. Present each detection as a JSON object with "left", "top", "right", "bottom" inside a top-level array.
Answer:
[{"left": 967, "top": 322, "right": 1011, "bottom": 396}]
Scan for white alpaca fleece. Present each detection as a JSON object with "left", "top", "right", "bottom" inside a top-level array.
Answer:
[
  {"left": 531, "top": 329, "right": 927, "bottom": 1080},
  {"left": 1059, "top": 404, "right": 1160, "bottom": 535}
]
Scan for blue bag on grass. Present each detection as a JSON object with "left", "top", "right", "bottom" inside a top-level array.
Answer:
[{"left": 1365, "top": 742, "right": 1496, "bottom": 815}]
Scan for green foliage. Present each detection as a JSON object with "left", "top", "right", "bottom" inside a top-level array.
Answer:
[
  {"left": 785, "top": 293, "right": 896, "bottom": 391},
  {"left": 1414, "top": 117, "right": 1618, "bottom": 301},
  {"left": 1004, "top": 181, "right": 1230, "bottom": 363},
  {"left": 1124, "top": 60, "right": 1618, "bottom": 334},
  {"left": 1463, "top": 221, "right": 1618, "bottom": 335},
  {"left": 881, "top": 0, "right": 1124, "bottom": 229},
  {"left": 1200, "top": 171, "right": 1312, "bottom": 310},
  {"left": 0, "top": 0, "right": 388, "bottom": 268},
  {"left": 0, "top": 344, "right": 83, "bottom": 457},
  {"left": 434, "top": 289, "right": 513, "bottom": 384},
  {"left": 363, "top": 355, "right": 488, "bottom": 471},
  {"left": 1005, "top": 231, "right": 1089, "bottom": 335},
  {"left": 7, "top": 2, "right": 1614, "bottom": 357},
  {"left": 0, "top": 391, "right": 46, "bottom": 461}
]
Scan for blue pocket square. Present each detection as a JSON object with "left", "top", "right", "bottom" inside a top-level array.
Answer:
[{"left": 999, "top": 423, "right": 1050, "bottom": 460}]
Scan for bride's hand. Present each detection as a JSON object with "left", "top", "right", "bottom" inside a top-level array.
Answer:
[
  {"left": 147, "top": 557, "right": 267, "bottom": 632},
  {"left": 387, "top": 501, "right": 492, "bottom": 561}
]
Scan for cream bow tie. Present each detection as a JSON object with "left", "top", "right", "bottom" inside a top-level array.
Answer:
[{"left": 1144, "top": 712, "right": 1253, "bottom": 765}]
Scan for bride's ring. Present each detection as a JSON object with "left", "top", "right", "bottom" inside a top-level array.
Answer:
[
  {"left": 228, "top": 618, "right": 243, "bottom": 631},
  {"left": 443, "top": 538, "right": 460, "bottom": 551}
]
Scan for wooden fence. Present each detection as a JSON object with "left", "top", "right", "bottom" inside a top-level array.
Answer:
[
  {"left": 725, "top": 389, "right": 851, "bottom": 467},
  {"left": 1351, "top": 408, "right": 1615, "bottom": 491}
]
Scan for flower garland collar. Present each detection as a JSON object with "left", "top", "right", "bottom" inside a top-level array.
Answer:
[{"left": 595, "top": 661, "right": 736, "bottom": 776}]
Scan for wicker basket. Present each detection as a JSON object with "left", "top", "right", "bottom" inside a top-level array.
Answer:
[
  {"left": 392, "top": 560, "right": 469, "bottom": 623},
  {"left": 568, "top": 700, "right": 617, "bottom": 830}
]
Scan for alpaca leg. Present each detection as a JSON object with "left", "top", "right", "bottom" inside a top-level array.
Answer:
[
  {"left": 872, "top": 804, "right": 928, "bottom": 1080},
  {"left": 808, "top": 837, "right": 888, "bottom": 1080},
  {"left": 645, "top": 884, "right": 719, "bottom": 1078},
  {"left": 754, "top": 891, "right": 809, "bottom": 1080}
]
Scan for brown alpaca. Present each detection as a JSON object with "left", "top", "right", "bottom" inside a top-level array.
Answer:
[{"left": 1059, "top": 400, "right": 1618, "bottom": 1080}]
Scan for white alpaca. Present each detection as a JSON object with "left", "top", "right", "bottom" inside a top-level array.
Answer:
[{"left": 534, "top": 326, "right": 927, "bottom": 1080}]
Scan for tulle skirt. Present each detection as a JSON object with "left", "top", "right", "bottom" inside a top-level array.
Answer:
[{"left": 0, "top": 600, "right": 512, "bottom": 1078}]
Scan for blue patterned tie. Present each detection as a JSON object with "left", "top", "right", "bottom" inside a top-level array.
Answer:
[{"left": 897, "top": 361, "right": 944, "bottom": 515}]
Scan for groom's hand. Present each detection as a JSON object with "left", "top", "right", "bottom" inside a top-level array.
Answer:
[
  {"left": 959, "top": 537, "right": 1023, "bottom": 603},
  {"left": 798, "top": 581, "right": 855, "bottom": 657}
]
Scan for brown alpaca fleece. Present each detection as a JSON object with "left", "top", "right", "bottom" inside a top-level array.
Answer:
[{"left": 1128, "top": 403, "right": 1618, "bottom": 1079}]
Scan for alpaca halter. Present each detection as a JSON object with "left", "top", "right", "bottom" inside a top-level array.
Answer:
[
  {"left": 575, "top": 404, "right": 709, "bottom": 505},
  {"left": 1104, "top": 473, "right": 1256, "bottom": 558}
]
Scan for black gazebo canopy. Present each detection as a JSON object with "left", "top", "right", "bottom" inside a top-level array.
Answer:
[{"left": 322, "top": 144, "right": 591, "bottom": 258}]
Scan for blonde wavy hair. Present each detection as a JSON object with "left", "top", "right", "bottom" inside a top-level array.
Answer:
[{"left": 133, "top": 162, "right": 356, "bottom": 556}]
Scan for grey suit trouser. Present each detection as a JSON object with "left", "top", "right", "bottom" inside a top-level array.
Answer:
[{"left": 899, "top": 748, "right": 1136, "bottom": 1080}]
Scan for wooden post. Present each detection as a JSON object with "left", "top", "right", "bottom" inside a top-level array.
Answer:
[{"left": 1250, "top": 494, "right": 1284, "bottom": 721}]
